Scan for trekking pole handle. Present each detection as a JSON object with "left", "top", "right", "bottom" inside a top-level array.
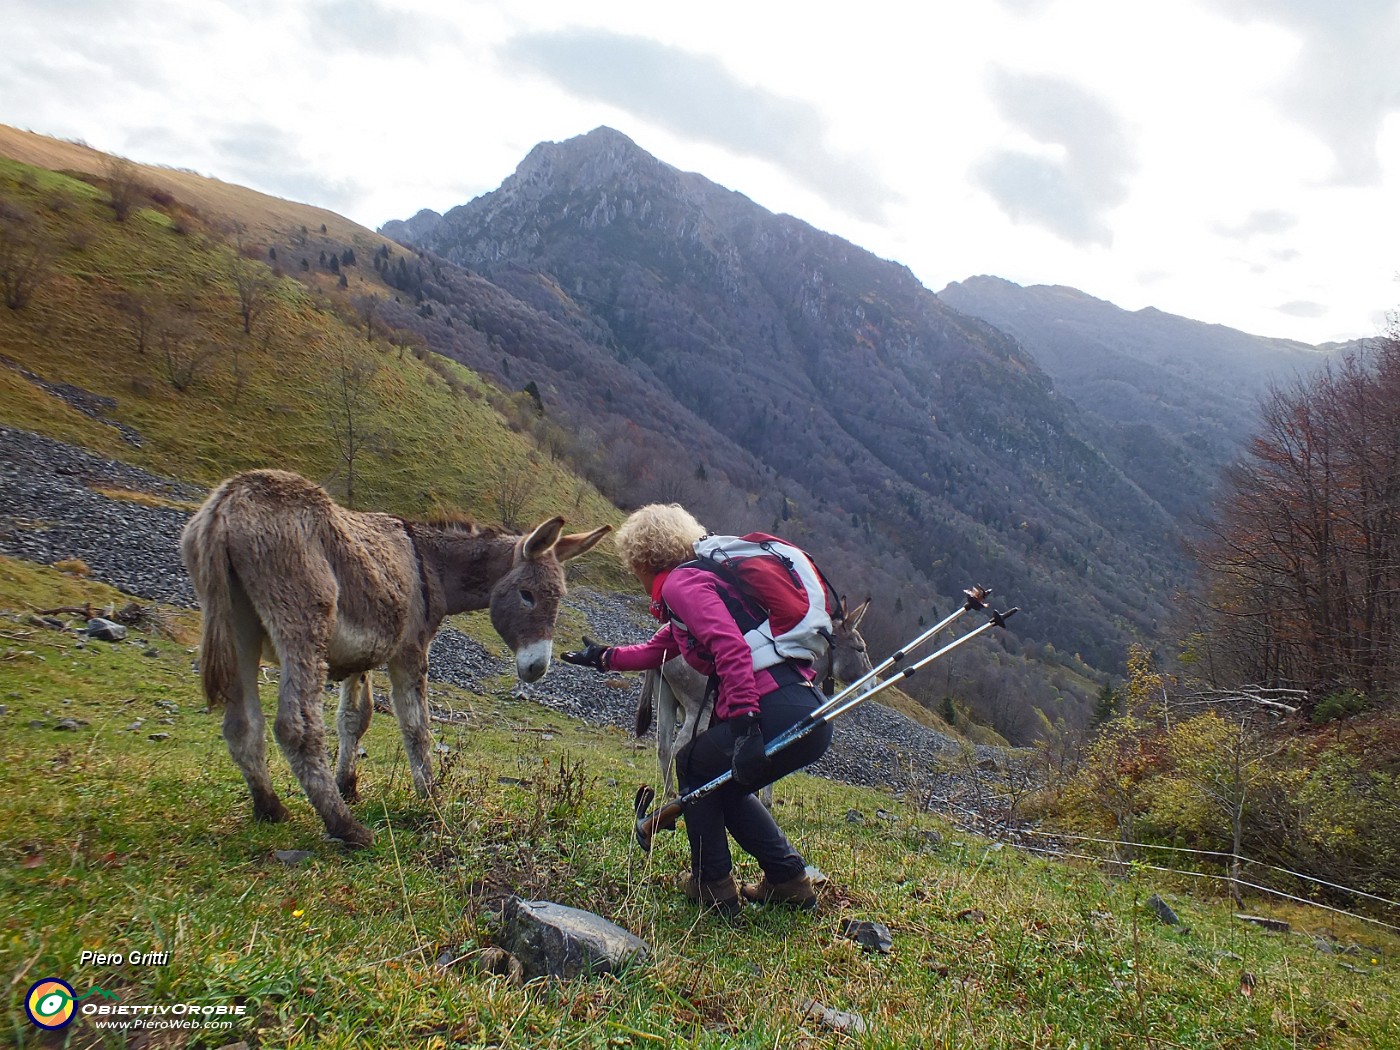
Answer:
[
  {"left": 805, "top": 585, "right": 991, "bottom": 724},
  {"left": 817, "top": 607, "right": 1019, "bottom": 725},
  {"left": 633, "top": 784, "right": 684, "bottom": 851},
  {"left": 636, "top": 803, "right": 683, "bottom": 852}
]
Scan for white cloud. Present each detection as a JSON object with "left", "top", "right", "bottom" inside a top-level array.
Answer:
[
  {"left": 973, "top": 71, "right": 1137, "bottom": 246},
  {"left": 499, "top": 29, "right": 897, "bottom": 223},
  {"left": 0, "top": 0, "right": 1394, "bottom": 343}
]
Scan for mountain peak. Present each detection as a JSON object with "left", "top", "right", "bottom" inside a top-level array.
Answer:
[{"left": 510, "top": 126, "right": 672, "bottom": 195}]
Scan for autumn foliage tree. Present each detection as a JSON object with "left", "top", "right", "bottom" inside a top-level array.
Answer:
[{"left": 1190, "top": 324, "right": 1400, "bottom": 711}]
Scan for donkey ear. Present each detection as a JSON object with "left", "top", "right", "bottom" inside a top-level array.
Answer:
[
  {"left": 554, "top": 524, "right": 612, "bottom": 562},
  {"left": 521, "top": 516, "right": 567, "bottom": 559},
  {"left": 847, "top": 597, "right": 872, "bottom": 629}
]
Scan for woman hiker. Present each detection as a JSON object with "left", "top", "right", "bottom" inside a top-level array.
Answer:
[{"left": 562, "top": 503, "right": 833, "bottom": 913}]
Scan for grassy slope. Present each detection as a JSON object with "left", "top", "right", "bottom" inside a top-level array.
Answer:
[
  {"left": 1, "top": 560, "right": 1397, "bottom": 1049},
  {"left": 0, "top": 152, "right": 628, "bottom": 592},
  {"left": 0, "top": 124, "right": 377, "bottom": 252}
]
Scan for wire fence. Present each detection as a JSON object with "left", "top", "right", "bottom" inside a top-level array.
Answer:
[
  {"left": 922, "top": 794, "right": 1400, "bottom": 935},
  {"left": 1002, "top": 826, "right": 1400, "bottom": 934}
]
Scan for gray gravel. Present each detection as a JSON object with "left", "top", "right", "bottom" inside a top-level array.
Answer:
[{"left": 0, "top": 424, "right": 987, "bottom": 794}]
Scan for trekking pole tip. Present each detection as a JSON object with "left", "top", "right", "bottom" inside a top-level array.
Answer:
[{"left": 962, "top": 585, "right": 991, "bottom": 611}]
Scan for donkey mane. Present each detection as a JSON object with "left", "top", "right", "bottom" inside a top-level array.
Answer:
[{"left": 410, "top": 513, "right": 508, "bottom": 538}]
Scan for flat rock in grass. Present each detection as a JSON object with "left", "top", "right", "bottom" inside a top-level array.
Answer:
[
  {"left": 801, "top": 999, "right": 868, "bottom": 1035},
  {"left": 839, "top": 919, "right": 893, "bottom": 954},
  {"left": 912, "top": 829, "right": 943, "bottom": 852},
  {"left": 87, "top": 618, "right": 128, "bottom": 642},
  {"left": 1339, "top": 962, "right": 1379, "bottom": 975},
  {"left": 497, "top": 898, "right": 649, "bottom": 980},
  {"left": 1235, "top": 913, "right": 1290, "bottom": 933},
  {"left": 274, "top": 850, "right": 315, "bottom": 867},
  {"left": 1146, "top": 894, "right": 1180, "bottom": 926}
]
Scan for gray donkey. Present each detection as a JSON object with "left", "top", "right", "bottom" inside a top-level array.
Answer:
[
  {"left": 635, "top": 597, "right": 874, "bottom": 803},
  {"left": 181, "top": 469, "right": 610, "bottom": 846}
]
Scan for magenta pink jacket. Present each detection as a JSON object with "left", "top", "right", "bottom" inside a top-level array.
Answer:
[{"left": 604, "top": 564, "right": 814, "bottom": 721}]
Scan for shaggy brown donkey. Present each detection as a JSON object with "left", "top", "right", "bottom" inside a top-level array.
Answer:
[{"left": 181, "top": 469, "right": 609, "bottom": 846}]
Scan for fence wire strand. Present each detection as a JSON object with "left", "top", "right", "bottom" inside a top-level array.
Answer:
[
  {"left": 1011, "top": 828, "right": 1400, "bottom": 912},
  {"left": 1012, "top": 841, "right": 1400, "bottom": 934}
]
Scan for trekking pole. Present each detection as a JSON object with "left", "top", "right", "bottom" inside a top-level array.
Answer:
[
  {"left": 634, "top": 602, "right": 1019, "bottom": 850},
  {"left": 805, "top": 586, "right": 991, "bottom": 723}
]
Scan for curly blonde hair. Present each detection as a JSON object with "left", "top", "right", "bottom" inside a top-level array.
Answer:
[{"left": 614, "top": 503, "right": 707, "bottom": 578}]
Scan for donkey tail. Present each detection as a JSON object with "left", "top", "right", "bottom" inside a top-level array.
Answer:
[
  {"left": 180, "top": 498, "right": 240, "bottom": 709},
  {"left": 636, "top": 669, "right": 658, "bottom": 737}
]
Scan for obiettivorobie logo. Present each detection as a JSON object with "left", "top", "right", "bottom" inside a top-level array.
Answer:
[
  {"left": 24, "top": 981, "right": 120, "bottom": 1030},
  {"left": 24, "top": 979, "right": 245, "bottom": 1034}
]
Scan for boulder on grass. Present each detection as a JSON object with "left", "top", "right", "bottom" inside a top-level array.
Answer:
[{"left": 496, "top": 898, "right": 649, "bottom": 980}]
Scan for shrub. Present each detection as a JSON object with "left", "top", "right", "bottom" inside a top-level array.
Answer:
[{"left": 1312, "top": 688, "right": 1368, "bottom": 723}]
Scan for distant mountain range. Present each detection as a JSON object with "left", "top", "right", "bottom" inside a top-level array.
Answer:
[
  {"left": 372, "top": 127, "right": 1331, "bottom": 736},
  {"left": 938, "top": 277, "right": 1329, "bottom": 521}
]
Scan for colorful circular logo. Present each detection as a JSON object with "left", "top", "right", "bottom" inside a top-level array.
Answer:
[{"left": 25, "top": 978, "right": 76, "bottom": 1030}]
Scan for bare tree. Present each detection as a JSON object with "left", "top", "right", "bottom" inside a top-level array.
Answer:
[
  {"left": 230, "top": 252, "right": 274, "bottom": 336},
  {"left": 487, "top": 462, "right": 533, "bottom": 531},
  {"left": 103, "top": 156, "right": 144, "bottom": 223},
  {"left": 323, "top": 339, "right": 381, "bottom": 509},
  {"left": 0, "top": 199, "right": 57, "bottom": 310},
  {"left": 115, "top": 289, "right": 164, "bottom": 354},
  {"left": 353, "top": 293, "right": 381, "bottom": 344},
  {"left": 1193, "top": 329, "right": 1400, "bottom": 705},
  {"left": 154, "top": 314, "right": 215, "bottom": 392}
]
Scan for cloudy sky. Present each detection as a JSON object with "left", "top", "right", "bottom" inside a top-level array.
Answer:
[{"left": 4, "top": 0, "right": 1398, "bottom": 343}]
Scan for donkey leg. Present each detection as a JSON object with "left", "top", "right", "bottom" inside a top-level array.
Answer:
[
  {"left": 224, "top": 579, "right": 287, "bottom": 822},
  {"left": 274, "top": 644, "right": 373, "bottom": 847},
  {"left": 388, "top": 653, "right": 434, "bottom": 798},
  {"left": 656, "top": 675, "right": 679, "bottom": 796},
  {"left": 335, "top": 672, "right": 373, "bottom": 802}
]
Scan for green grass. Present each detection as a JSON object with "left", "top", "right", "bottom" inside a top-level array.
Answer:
[{"left": 2, "top": 557, "right": 1397, "bottom": 1049}]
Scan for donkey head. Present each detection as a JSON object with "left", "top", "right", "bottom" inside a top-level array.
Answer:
[
  {"left": 490, "top": 517, "right": 612, "bottom": 682},
  {"left": 829, "top": 596, "right": 874, "bottom": 686}
]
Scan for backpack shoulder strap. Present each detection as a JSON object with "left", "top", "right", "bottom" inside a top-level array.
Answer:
[{"left": 675, "top": 558, "right": 765, "bottom": 634}]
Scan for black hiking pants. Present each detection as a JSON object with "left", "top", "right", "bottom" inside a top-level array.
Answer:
[{"left": 674, "top": 671, "right": 834, "bottom": 883}]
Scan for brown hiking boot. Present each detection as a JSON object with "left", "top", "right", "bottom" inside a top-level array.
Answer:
[
  {"left": 741, "top": 871, "right": 818, "bottom": 910},
  {"left": 677, "top": 871, "right": 742, "bottom": 915}
]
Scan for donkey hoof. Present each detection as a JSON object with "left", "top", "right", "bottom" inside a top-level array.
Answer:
[
  {"left": 254, "top": 800, "right": 291, "bottom": 824},
  {"left": 327, "top": 823, "right": 374, "bottom": 849}
]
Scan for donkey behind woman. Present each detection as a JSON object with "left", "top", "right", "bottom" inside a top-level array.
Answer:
[
  {"left": 635, "top": 598, "right": 874, "bottom": 803},
  {"left": 181, "top": 469, "right": 610, "bottom": 847}
]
